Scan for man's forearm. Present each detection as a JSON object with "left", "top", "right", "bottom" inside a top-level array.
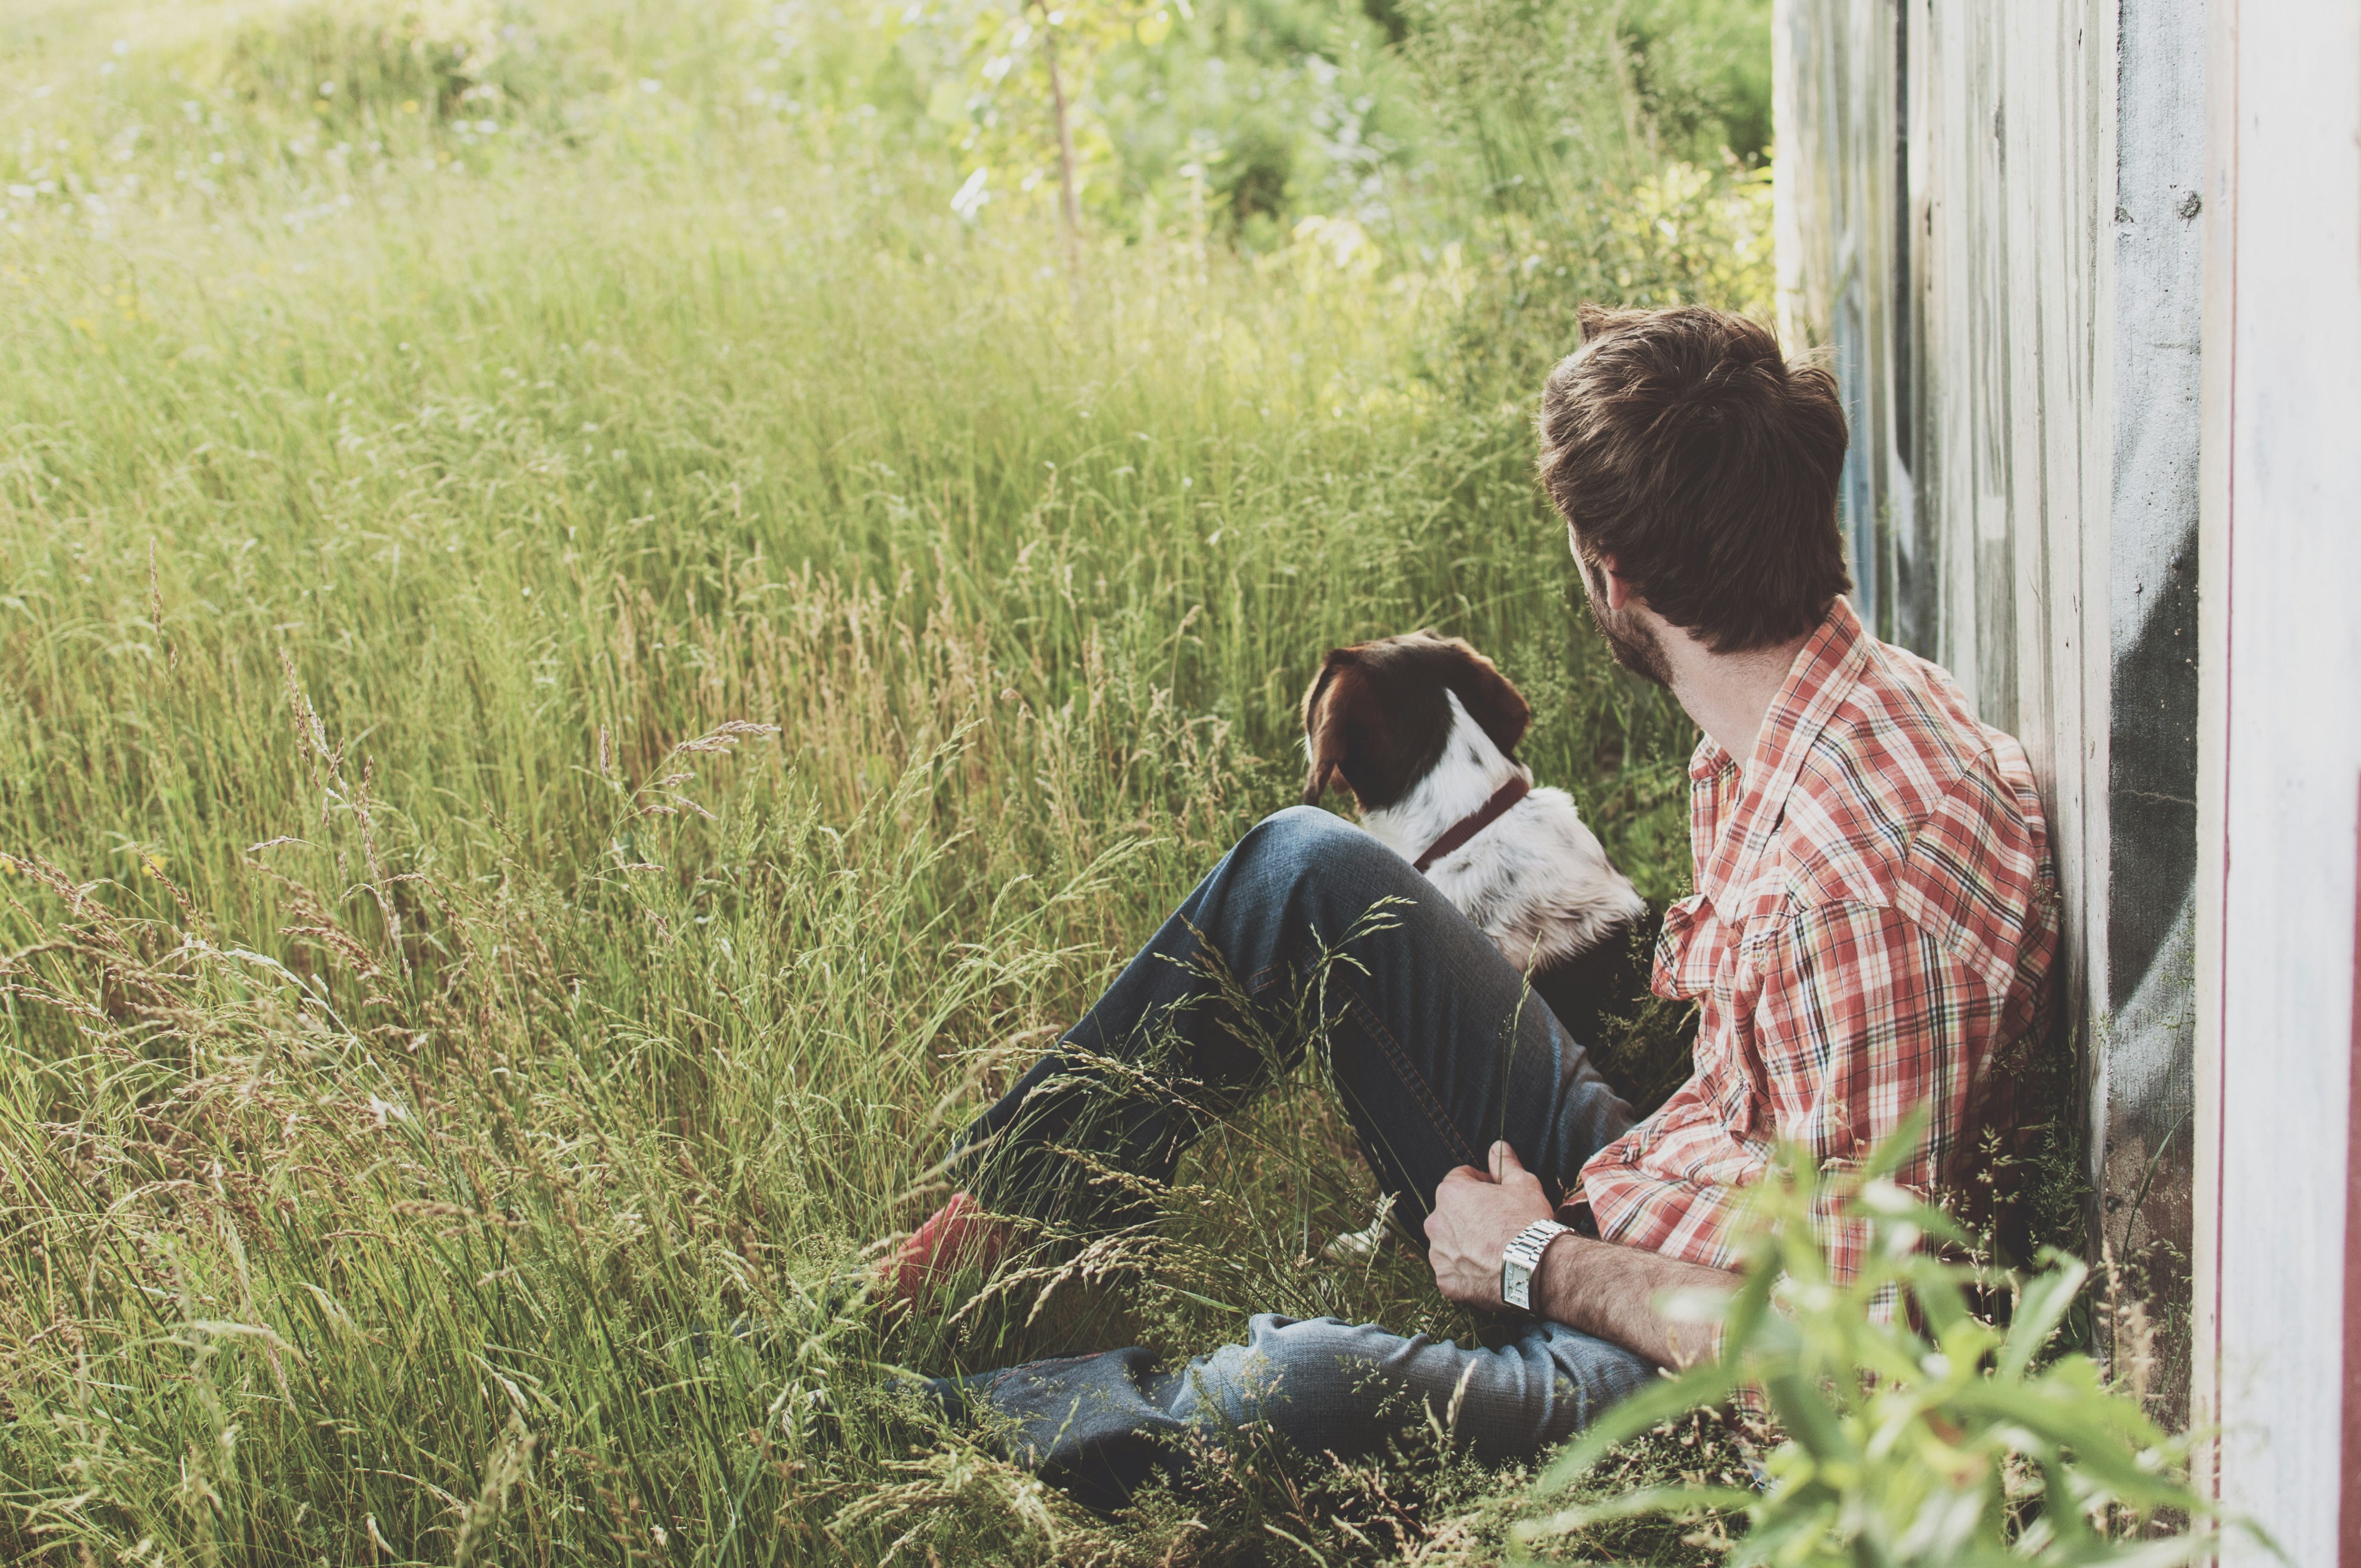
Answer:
[
  {"left": 1532, "top": 1233, "right": 1737, "bottom": 1368},
  {"left": 1421, "top": 1141, "right": 1741, "bottom": 1369}
]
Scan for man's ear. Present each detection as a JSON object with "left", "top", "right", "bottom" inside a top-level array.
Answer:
[
  {"left": 1436, "top": 643, "right": 1531, "bottom": 757},
  {"left": 1300, "top": 656, "right": 1369, "bottom": 806},
  {"left": 1591, "top": 554, "right": 1638, "bottom": 612}
]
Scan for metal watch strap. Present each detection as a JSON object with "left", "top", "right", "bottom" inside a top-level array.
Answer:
[{"left": 1500, "top": 1219, "right": 1573, "bottom": 1312}]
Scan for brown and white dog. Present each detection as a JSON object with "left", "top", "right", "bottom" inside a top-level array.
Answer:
[{"left": 1300, "top": 630, "right": 1647, "bottom": 1043}]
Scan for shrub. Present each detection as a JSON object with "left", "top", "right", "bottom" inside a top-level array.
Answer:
[
  {"left": 1520, "top": 1115, "right": 2224, "bottom": 1566},
  {"left": 217, "top": 0, "right": 553, "bottom": 124}
]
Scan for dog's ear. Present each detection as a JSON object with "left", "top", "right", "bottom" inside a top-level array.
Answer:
[
  {"left": 1436, "top": 641, "right": 1531, "bottom": 756},
  {"left": 1300, "top": 655, "right": 1371, "bottom": 806}
]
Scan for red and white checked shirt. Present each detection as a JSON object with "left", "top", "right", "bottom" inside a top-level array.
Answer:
[{"left": 1574, "top": 596, "right": 2058, "bottom": 1283}]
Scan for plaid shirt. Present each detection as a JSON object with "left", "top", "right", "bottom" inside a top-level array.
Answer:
[{"left": 1574, "top": 597, "right": 2058, "bottom": 1283}]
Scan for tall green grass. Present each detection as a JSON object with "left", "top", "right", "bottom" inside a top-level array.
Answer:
[{"left": 1, "top": 0, "right": 1767, "bottom": 1560}]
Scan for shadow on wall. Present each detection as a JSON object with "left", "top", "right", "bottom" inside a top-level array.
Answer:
[{"left": 2102, "top": 522, "right": 2200, "bottom": 1418}]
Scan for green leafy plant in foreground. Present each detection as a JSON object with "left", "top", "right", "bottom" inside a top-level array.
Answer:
[{"left": 1522, "top": 1112, "right": 2233, "bottom": 1566}]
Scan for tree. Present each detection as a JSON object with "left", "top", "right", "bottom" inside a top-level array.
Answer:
[{"left": 932, "top": 0, "right": 1181, "bottom": 270}]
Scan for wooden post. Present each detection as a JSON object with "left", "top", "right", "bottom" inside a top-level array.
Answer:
[
  {"left": 2191, "top": 2, "right": 2361, "bottom": 1560},
  {"left": 2346, "top": 775, "right": 2361, "bottom": 1567}
]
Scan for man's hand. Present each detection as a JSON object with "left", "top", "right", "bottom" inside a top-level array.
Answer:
[
  {"left": 1423, "top": 1139, "right": 1743, "bottom": 1368},
  {"left": 1423, "top": 1141, "right": 1556, "bottom": 1310}
]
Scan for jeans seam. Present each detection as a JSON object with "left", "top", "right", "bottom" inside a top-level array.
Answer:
[
  {"left": 1341, "top": 990, "right": 1481, "bottom": 1170},
  {"left": 1241, "top": 943, "right": 1304, "bottom": 998}
]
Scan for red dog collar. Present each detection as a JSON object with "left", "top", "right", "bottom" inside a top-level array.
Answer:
[{"left": 1413, "top": 774, "right": 1531, "bottom": 873}]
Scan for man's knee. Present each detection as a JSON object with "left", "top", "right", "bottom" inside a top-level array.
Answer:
[
  {"left": 1230, "top": 806, "right": 1407, "bottom": 906},
  {"left": 1240, "top": 803, "right": 1363, "bottom": 859},
  {"left": 1174, "top": 1315, "right": 1398, "bottom": 1431}
]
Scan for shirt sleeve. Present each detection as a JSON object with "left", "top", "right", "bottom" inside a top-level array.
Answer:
[
  {"left": 1752, "top": 900, "right": 1997, "bottom": 1280},
  {"left": 1574, "top": 1086, "right": 1762, "bottom": 1272}
]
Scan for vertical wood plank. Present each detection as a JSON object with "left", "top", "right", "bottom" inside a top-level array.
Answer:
[
  {"left": 2189, "top": 0, "right": 2237, "bottom": 1498},
  {"left": 2101, "top": 0, "right": 2206, "bottom": 1412},
  {"left": 2198, "top": 0, "right": 2361, "bottom": 1557}
]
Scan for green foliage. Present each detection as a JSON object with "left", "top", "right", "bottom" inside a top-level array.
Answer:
[
  {"left": 918, "top": 0, "right": 1156, "bottom": 243},
  {"left": 1521, "top": 1116, "right": 2216, "bottom": 1567},
  {"left": 1618, "top": 0, "right": 1774, "bottom": 165}
]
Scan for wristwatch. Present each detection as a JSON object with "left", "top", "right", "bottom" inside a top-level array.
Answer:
[{"left": 1501, "top": 1219, "right": 1573, "bottom": 1312}]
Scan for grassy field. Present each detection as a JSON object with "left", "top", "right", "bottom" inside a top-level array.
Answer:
[{"left": 0, "top": 0, "right": 1773, "bottom": 1560}]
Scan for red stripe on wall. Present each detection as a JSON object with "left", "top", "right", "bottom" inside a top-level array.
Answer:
[{"left": 2343, "top": 772, "right": 2361, "bottom": 1567}]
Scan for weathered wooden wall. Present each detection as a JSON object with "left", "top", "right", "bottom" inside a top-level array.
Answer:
[
  {"left": 1779, "top": 0, "right": 2361, "bottom": 1544},
  {"left": 2193, "top": 1, "right": 2361, "bottom": 1558},
  {"left": 1773, "top": 0, "right": 2205, "bottom": 1392}
]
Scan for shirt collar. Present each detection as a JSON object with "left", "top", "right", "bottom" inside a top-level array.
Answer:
[{"left": 1692, "top": 596, "right": 1871, "bottom": 903}]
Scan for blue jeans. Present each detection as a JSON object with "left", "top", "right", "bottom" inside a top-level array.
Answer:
[{"left": 940, "top": 806, "right": 1654, "bottom": 1501}]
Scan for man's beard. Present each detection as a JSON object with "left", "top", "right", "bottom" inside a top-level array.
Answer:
[{"left": 1591, "top": 597, "right": 1675, "bottom": 689}]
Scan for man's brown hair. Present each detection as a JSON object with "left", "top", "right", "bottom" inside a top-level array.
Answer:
[{"left": 1536, "top": 305, "right": 1852, "bottom": 652}]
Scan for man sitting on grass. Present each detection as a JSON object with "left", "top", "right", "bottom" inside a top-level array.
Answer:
[{"left": 885, "top": 305, "right": 2059, "bottom": 1505}]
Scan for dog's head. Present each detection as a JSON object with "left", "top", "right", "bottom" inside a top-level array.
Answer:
[{"left": 1299, "top": 631, "right": 1532, "bottom": 810}]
